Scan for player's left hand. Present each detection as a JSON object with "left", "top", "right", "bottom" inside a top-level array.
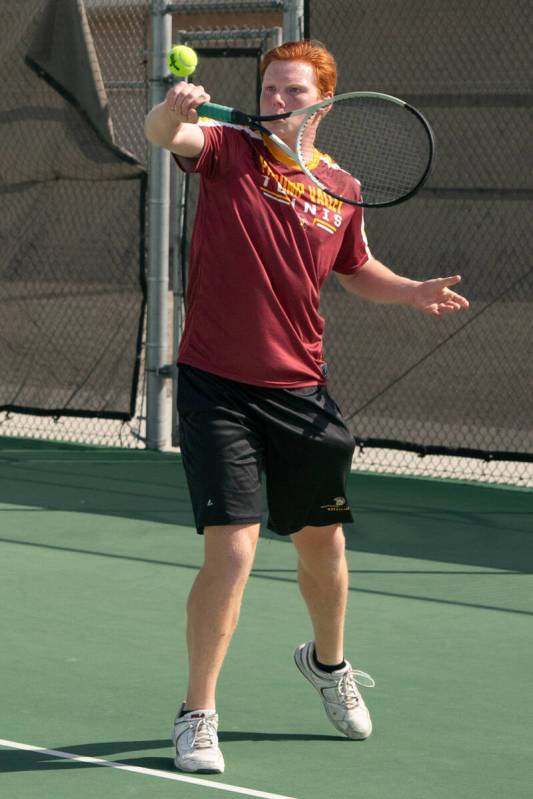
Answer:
[{"left": 411, "top": 275, "right": 469, "bottom": 317}]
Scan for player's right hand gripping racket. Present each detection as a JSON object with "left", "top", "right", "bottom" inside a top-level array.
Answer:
[{"left": 198, "top": 92, "right": 435, "bottom": 208}]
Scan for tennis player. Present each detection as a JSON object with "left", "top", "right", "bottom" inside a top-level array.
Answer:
[{"left": 145, "top": 40, "right": 469, "bottom": 774}]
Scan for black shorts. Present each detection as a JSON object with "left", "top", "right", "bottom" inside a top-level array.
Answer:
[{"left": 177, "top": 364, "right": 356, "bottom": 536}]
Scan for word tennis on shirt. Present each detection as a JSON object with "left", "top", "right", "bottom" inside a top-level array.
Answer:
[{"left": 259, "top": 155, "right": 344, "bottom": 227}]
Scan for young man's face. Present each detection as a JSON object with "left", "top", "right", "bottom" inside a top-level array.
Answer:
[{"left": 260, "top": 59, "right": 327, "bottom": 147}]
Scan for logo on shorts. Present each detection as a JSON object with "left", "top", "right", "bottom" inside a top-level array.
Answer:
[
  {"left": 320, "top": 497, "right": 349, "bottom": 511},
  {"left": 206, "top": 499, "right": 215, "bottom": 507}
]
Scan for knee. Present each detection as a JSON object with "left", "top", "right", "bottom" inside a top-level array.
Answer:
[
  {"left": 203, "top": 524, "right": 258, "bottom": 585},
  {"left": 294, "top": 525, "right": 346, "bottom": 574}
]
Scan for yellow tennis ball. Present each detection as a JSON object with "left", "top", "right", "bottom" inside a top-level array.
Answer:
[{"left": 168, "top": 45, "right": 198, "bottom": 78}]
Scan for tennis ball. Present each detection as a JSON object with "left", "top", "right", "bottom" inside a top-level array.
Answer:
[{"left": 168, "top": 45, "right": 198, "bottom": 78}]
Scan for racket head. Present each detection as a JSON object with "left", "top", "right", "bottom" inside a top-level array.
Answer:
[{"left": 294, "top": 92, "right": 435, "bottom": 208}]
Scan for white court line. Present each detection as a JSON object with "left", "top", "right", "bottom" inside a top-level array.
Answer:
[{"left": 0, "top": 739, "right": 298, "bottom": 799}]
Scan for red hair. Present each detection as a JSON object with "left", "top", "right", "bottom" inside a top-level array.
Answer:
[{"left": 260, "top": 40, "right": 337, "bottom": 97}]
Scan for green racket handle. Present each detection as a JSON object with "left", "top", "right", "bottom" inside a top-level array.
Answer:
[{"left": 197, "top": 102, "right": 249, "bottom": 125}]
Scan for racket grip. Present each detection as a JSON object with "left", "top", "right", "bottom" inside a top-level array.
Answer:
[
  {"left": 197, "top": 102, "right": 235, "bottom": 122},
  {"left": 197, "top": 102, "right": 249, "bottom": 126}
]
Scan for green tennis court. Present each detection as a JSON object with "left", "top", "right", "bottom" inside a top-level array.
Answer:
[{"left": 1, "top": 438, "right": 531, "bottom": 799}]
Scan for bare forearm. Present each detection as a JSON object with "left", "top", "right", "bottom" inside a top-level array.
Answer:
[
  {"left": 144, "top": 101, "right": 181, "bottom": 146},
  {"left": 144, "top": 102, "right": 202, "bottom": 156},
  {"left": 338, "top": 257, "right": 419, "bottom": 304},
  {"left": 337, "top": 257, "right": 469, "bottom": 317},
  {"left": 144, "top": 83, "right": 208, "bottom": 156}
]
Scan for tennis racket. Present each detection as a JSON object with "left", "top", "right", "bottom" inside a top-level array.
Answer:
[{"left": 197, "top": 92, "right": 435, "bottom": 208}]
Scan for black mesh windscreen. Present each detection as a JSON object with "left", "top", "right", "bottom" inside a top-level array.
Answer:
[
  {"left": 0, "top": 0, "right": 146, "bottom": 420},
  {"left": 309, "top": 0, "right": 533, "bottom": 458}
]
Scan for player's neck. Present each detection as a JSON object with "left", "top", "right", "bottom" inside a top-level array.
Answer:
[{"left": 263, "top": 132, "right": 317, "bottom": 170}]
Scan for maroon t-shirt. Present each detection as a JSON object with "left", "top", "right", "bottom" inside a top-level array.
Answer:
[{"left": 175, "top": 121, "right": 371, "bottom": 387}]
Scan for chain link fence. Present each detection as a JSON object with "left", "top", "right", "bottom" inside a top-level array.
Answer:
[
  {"left": 1, "top": 0, "right": 287, "bottom": 449},
  {"left": 2, "top": 0, "right": 532, "bottom": 488},
  {"left": 1, "top": 0, "right": 149, "bottom": 448},
  {"left": 308, "top": 0, "right": 533, "bottom": 486}
]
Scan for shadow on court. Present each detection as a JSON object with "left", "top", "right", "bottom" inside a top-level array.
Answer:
[
  {"left": 0, "top": 741, "right": 168, "bottom": 774},
  {"left": 1, "top": 439, "right": 531, "bottom": 799},
  {"left": 1, "top": 436, "right": 532, "bottom": 572},
  {"left": 342, "top": 477, "right": 533, "bottom": 572},
  {"left": 0, "top": 731, "right": 343, "bottom": 775},
  {"left": 0, "top": 437, "right": 193, "bottom": 527}
]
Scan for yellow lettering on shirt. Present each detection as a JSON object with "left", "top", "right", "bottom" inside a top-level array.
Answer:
[
  {"left": 308, "top": 185, "right": 343, "bottom": 213},
  {"left": 259, "top": 155, "right": 345, "bottom": 228},
  {"left": 259, "top": 156, "right": 305, "bottom": 200}
]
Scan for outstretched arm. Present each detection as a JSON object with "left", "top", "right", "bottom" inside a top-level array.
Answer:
[
  {"left": 144, "top": 82, "right": 210, "bottom": 157},
  {"left": 336, "top": 257, "right": 469, "bottom": 317}
]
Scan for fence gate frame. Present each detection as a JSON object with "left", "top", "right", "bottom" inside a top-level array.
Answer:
[{"left": 145, "top": 0, "right": 304, "bottom": 450}]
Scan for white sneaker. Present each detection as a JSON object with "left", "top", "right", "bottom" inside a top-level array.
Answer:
[
  {"left": 294, "top": 641, "right": 375, "bottom": 740},
  {"left": 171, "top": 705, "right": 225, "bottom": 773}
]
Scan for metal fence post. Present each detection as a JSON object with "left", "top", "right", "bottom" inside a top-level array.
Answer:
[
  {"left": 146, "top": 0, "right": 172, "bottom": 450},
  {"left": 283, "top": 0, "right": 305, "bottom": 41}
]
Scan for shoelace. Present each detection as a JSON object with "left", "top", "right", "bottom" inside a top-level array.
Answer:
[
  {"left": 338, "top": 669, "right": 376, "bottom": 708},
  {"left": 190, "top": 716, "right": 217, "bottom": 750}
]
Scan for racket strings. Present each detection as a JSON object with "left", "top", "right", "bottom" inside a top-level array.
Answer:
[{"left": 308, "top": 96, "right": 433, "bottom": 206}]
